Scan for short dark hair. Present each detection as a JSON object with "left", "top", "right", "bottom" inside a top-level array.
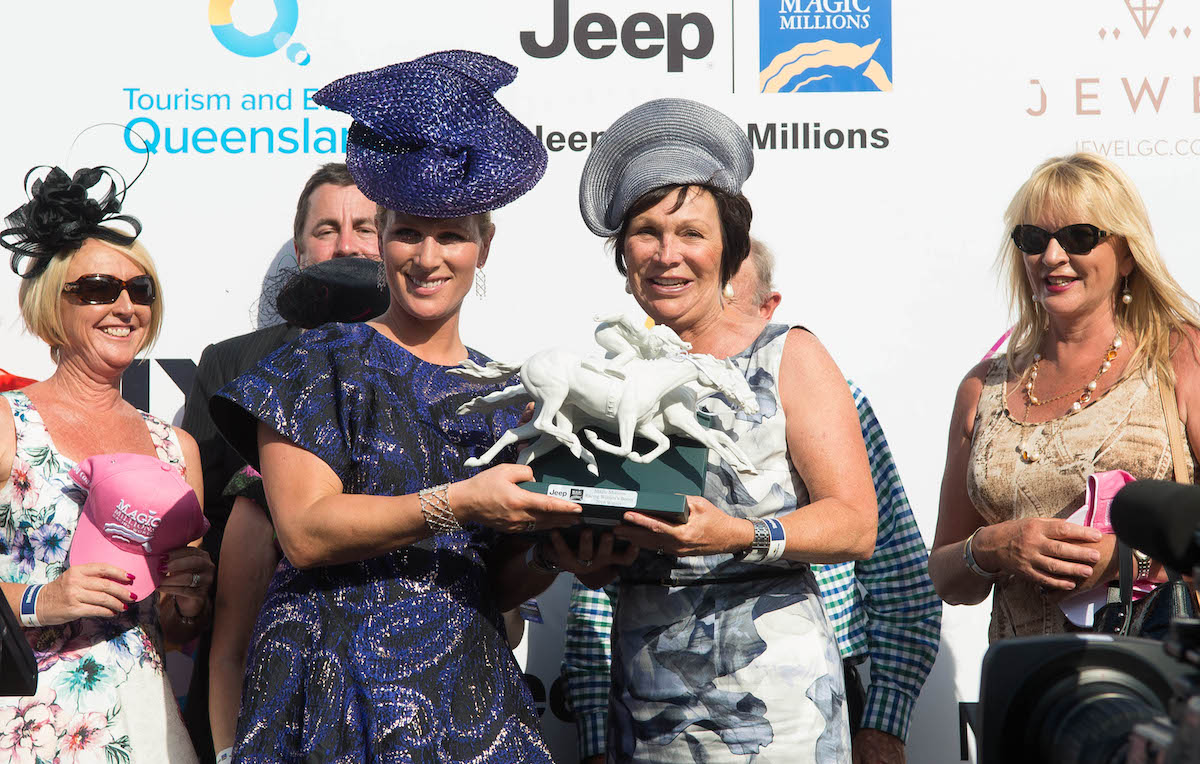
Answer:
[
  {"left": 293, "top": 163, "right": 357, "bottom": 247},
  {"left": 609, "top": 185, "right": 753, "bottom": 287}
]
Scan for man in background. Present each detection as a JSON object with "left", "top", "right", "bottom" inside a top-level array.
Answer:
[
  {"left": 179, "top": 162, "right": 379, "bottom": 763},
  {"left": 561, "top": 239, "right": 942, "bottom": 764}
]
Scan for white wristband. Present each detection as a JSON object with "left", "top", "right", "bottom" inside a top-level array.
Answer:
[
  {"left": 762, "top": 518, "right": 787, "bottom": 563},
  {"left": 216, "top": 747, "right": 234, "bottom": 764},
  {"left": 19, "top": 584, "right": 43, "bottom": 628}
]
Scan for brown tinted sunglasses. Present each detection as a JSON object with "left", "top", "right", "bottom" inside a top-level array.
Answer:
[{"left": 62, "top": 274, "right": 157, "bottom": 305}]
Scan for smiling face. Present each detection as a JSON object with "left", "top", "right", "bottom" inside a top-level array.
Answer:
[
  {"left": 379, "top": 210, "right": 493, "bottom": 323},
  {"left": 621, "top": 187, "right": 725, "bottom": 332},
  {"left": 295, "top": 183, "right": 380, "bottom": 268},
  {"left": 1022, "top": 211, "right": 1133, "bottom": 324},
  {"left": 58, "top": 240, "right": 155, "bottom": 375}
]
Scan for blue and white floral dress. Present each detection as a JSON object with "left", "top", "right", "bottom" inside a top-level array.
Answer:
[
  {"left": 0, "top": 391, "right": 197, "bottom": 764},
  {"left": 608, "top": 324, "right": 851, "bottom": 763}
]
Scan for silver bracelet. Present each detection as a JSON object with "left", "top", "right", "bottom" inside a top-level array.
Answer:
[
  {"left": 418, "top": 483, "right": 461, "bottom": 535},
  {"left": 739, "top": 519, "right": 772, "bottom": 563},
  {"left": 963, "top": 527, "right": 1001, "bottom": 581}
]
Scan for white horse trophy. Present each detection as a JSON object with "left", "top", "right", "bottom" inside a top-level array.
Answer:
[{"left": 448, "top": 314, "right": 759, "bottom": 522}]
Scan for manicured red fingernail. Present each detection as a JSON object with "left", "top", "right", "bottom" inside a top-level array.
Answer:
[
  {"left": 127, "top": 574, "right": 136, "bottom": 582},
  {"left": 129, "top": 592, "right": 138, "bottom": 601},
  {"left": 124, "top": 604, "right": 130, "bottom": 611}
]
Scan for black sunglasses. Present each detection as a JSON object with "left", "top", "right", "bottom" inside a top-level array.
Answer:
[
  {"left": 1011, "top": 224, "right": 1109, "bottom": 256},
  {"left": 62, "top": 274, "right": 157, "bottom": 306}
]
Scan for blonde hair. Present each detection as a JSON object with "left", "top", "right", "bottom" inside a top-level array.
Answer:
[
  {"left": 1000, "top": 153, "right": 1200, "bottom": 381},
  {"left": 18, "top": 235, "right": 164, "bottom": 360}
]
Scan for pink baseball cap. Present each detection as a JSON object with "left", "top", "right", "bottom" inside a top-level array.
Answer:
[{"left": 68, "top": 453, "right": 208, "bottom": 600}]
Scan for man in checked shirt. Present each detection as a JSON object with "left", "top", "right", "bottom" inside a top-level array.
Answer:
[{"left": 560, "top": 239, "right": 943, "bottom": 764}]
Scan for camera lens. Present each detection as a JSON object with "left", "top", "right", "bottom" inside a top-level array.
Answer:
[
  {"left": 1038, "top": 681, "right": 1162, "bottom": 764},
  {"left": 979, "top": 637, "right": 1179, "bottom": 764}
]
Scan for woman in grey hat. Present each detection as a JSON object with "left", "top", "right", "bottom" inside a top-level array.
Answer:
[
  {"left": 209, "top": 51, "right": 623, "bottom": 763},
  {"left": 580, "top": 98, "right": 878, "bottom": 763}
]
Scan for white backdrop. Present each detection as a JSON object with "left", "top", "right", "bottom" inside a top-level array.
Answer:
[{"left": 4, "top": 2, "right": 1200, "bottom": 761}]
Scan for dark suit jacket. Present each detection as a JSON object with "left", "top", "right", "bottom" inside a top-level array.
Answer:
[
  {"left": 179, "top": 322, "right": 297, "bottom": 764},
  {"left": 182, "top": 322, "right": 299, "bottom": 558}
]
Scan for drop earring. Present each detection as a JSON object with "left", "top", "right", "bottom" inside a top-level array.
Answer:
[
  {"left": 723, "top": 282, "right": 735, "bottom": 300},
  {"left": 624, "top": 280, "right": 633, "bottom": 294},
  {"left": 475, "top": 268, "right": 487, "bottom": 299},
  {"left": 377, "top": 261, "right": 385, "bottom": 290},
  {"left": 1121, "top": 276, "right": 1132, "bottom": 305}
]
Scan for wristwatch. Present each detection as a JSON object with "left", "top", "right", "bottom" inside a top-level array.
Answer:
[
  {"left": 738, "top": 519, "right": 771, "bottom": 563},
  {"left": 524, "top": 543, "right": 561, "bottom": 576},
  {"left": 1132, "top": 548, "right": 1152, "bottom": 581}
]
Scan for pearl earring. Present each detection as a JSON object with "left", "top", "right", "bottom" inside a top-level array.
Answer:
[
  {"left": 624, "top": 280, "right": 633, "bottom": 294},
  {"left": 1121, "top": 276, "right": 1132, "bottom": 305},
  {"left": 475, "top": 268, "right": 487, "bottom": 299},
  {"left": 723, "top": 283, "right": 734, "bottom": 300}
]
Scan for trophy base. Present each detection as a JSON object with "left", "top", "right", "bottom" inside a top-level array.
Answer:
[{"left": 520, "top": 430, "right": 709, "bottom": 527}]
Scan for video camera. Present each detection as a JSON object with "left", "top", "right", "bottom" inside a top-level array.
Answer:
[{"left": 976, "top": 480, "right": 1200, "bottom": 764}]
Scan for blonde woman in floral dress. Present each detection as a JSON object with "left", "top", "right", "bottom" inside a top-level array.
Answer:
[{"left": 0, "top": 166, "right": 212, "bottom": 762}]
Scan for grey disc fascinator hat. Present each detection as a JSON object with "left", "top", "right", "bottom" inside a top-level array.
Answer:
[
  {"left": 579, "top": 98, "right": 753, "bottom": 237},
  {"left": 313, "top": 50, "right": 548, "bottom": 217}
]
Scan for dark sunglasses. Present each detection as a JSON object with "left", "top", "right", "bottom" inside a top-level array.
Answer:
[
  {"left": 62, "top": 274, "right": 157, "bottom": 305},
  {"left": 1011, "top": 224, "right": 1109, "bottom": 256}
]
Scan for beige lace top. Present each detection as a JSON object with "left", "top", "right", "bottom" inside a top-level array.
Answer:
[{"left": 966, "top": 355, "right": 1194, "bottom": 642}]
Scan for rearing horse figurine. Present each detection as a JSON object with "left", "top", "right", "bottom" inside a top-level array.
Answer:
[{"left": 449, "top": 325, "right": 760, "bottom": 476}]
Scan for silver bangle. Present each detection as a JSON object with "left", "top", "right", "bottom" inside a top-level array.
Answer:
[
  {"left": 963, "top": 527, "right": 1001, "bottom": 581},
  {"left": 418, "top": 483, "right": 461, "bottom": 535}
]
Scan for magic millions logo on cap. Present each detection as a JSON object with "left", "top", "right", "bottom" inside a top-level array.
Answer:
[{"left": 758, "top": 1, "right": 892, "bottom": 93}]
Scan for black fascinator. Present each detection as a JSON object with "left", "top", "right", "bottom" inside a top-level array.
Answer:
[{"left": 1, "top": 165, "right": 142, "bottom": 279}]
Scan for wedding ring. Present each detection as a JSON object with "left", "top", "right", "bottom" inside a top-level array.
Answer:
[
  {"left": 656, "top": 546, "right": 665, "bottom": 556},
  {"left": 579, "top": 559, "right": 593, "bottom": 568},
  {"left": 190, "top": 573, "right": 201, "bottom": 588}
]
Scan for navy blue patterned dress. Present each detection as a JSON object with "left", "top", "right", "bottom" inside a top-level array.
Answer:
[{"left": 211, "top": 322, "right": 551, "bottom": 764}]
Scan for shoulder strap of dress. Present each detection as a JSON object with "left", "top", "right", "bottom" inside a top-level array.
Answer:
[
  {"left": 974, "top": 356, "right": 1009, "bottom": 418},
  {"left": 2, "top": 390, "right": 38, "bottom": 452},
  {"left": 139, "top": 409, "right": 185, "bottom": 471},
  {"left": 1156, "top": 368, "right": 1191, "bottom": 484}
]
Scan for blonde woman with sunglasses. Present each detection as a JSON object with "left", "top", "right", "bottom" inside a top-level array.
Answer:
[
  {"left": 929, "top": 153, "right": 1200, "bottom": 641},
  {"left": 0, "top": 165, "right": 210, "bottom": 763}
]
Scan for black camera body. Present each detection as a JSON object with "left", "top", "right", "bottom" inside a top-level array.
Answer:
[{"left": 977, "top": 629, "right": 1199, "bottom": 763}]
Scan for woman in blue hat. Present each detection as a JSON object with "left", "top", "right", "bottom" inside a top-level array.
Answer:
[{"left": 210, "top": 51, "right": 614, "bottom": 763}]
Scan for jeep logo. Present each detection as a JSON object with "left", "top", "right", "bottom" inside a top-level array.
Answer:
[{"left": 520, "top": 0, "right": 715, "bottom": 73}]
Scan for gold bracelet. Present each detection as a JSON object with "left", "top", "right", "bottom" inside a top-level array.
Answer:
[{"left": 418, "top": 483, "right": 461, "bottom": 535}]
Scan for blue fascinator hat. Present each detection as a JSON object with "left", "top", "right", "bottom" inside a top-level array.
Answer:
[{"left": 313, "top": 50, "right": 548, "bottom": 217}]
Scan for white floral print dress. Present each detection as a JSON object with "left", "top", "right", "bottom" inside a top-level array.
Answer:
[{"left": 0, "top": 391, "right": 197, "bottom": 764}]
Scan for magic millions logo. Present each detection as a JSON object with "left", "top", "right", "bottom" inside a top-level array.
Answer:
[{"left": 758, "top": 1, "right": 892, "bottom": 93}]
